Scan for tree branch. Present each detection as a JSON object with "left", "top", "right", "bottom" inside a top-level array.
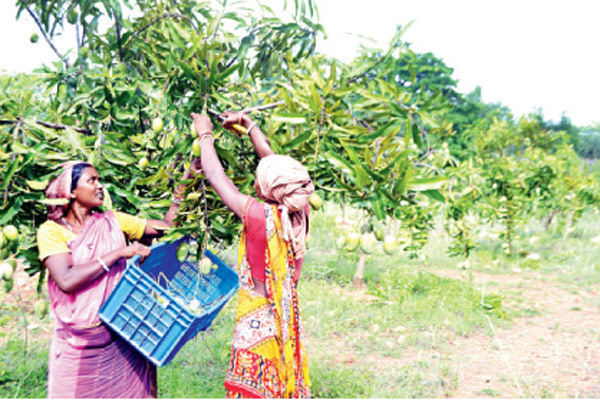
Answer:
[
  {"left": 21, "top": 2, "right": 70, "bottom": 68},
  {"left": 0, "top": 119, "right": 91, "bottom": 135},
  {"left": 114, "top": 13, "right": 124, "bottom": 62},
  {"left": 225, "top": 55, "right": 238, "bottom": 69},
  {"left": 80, "top": 19, "right": 87, "bottom": 48},
  {"left": 241, "top": 100, "right": 285, "bottom": 113}
]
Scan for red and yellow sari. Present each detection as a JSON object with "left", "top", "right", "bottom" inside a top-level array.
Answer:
[{"left": 224, "top": 199, "right": 311, "bottom": 398}]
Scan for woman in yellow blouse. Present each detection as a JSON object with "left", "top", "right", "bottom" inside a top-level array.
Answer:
[{"left": 37, "top": 160, "right": 199, "bottom": 398}]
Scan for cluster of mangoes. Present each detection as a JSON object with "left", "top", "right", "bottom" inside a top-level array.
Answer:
[
  {"left": 335, "top": 218, "right": 405, "bottom": 256},
  {"left": 0, "top": 225, "right": 19, "bottom": 293}
]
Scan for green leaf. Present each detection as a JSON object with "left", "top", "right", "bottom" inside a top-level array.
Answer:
[
  {"left": 178, "top": 61, "right": 200, "bottom": 81},
  {"left": 26, "top": 179, "right": 50, "bottom": 191},
  {"left": 0, "top": 198, "right": 23, "bottom": 225},
  {"left": 38, "top": 198, "right": 69, "bottom": 206},
  {"left": 102, "top": 186, "right": 113, "bottom": 210},
  {"left": 282, "top": 130, "right": 312, "bottom": 151},
  {"left": 404, "top": 119, "right": 412, "bottom": 147},
  {"left": 148, "top": 199, "right": 172, "bottom": 208},
  {"left": 272, "top": 113, "right": 307, "bottom": 124},
  {"left": 353, "top": 164, "right": 370, "bottom": 189},
  {"left": 406, "top": 176, "right": 449, "bottom": 192},
  {"left": 1, "top": 156, "right": 21, "bottom": 190},
  {"left": 421, "top": 189, "right": 446, "bottom": 203},
  {"left": 372, "top": 197, "right": 386, "bottom": 220},
  {"left": 356, "top": 120, "right": 402, "bottom": 143},
  {"left": 412, "top": 122, "right": 423, "bottom": 148}
]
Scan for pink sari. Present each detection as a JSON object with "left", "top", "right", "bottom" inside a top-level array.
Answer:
[{"left": 47, "top": 211, "right": 156, "bottom": 398}]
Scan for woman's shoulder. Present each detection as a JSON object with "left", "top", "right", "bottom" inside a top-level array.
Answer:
[
  {"left": 105, "top": 210, "right": 135, "bottom": 225},
  {"left": 111, "top": 210, "right": 146, "bottom": 241},
  {"left": 38, "top": 219, "right": 61, "bottom": 234},
  {"left": 37, "top": 219, "right": 73, "bottom": 242}
]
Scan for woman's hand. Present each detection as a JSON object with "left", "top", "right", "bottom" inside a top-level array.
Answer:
[
  {"left": 221, "top": 110, "right": 249, "bottom": 132},
  {"left": 121, "top": 243, "right": 151, "bottom": 261},
  {"left": 191, "top": 112, "right": 213, "bottom": 137},
  {"left": 189, "top": 158, "right": 203, "bottom": 176}
]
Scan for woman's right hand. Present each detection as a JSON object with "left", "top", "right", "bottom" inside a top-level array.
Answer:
[{"left": 121, "top": 243, "right": 151, "bottom": 260}]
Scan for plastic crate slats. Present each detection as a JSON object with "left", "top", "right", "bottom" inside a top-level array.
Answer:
[{"left": 99, "top": 236, "right": 238, "bottom": 366}]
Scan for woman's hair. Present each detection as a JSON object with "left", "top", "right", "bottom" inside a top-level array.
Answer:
[{"left": 70, "top": 162, "right": 93, "bottom": 192}]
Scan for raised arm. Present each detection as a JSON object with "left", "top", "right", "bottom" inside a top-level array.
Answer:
[
  {"left": 142, "top": 158, "right": 203, "bottom": 237},
  {"left": 191, "top": 112, "right": 251, "bottom": 218},
  {"left": 221, "top": 111, "right": 275, "bottom": 159}
]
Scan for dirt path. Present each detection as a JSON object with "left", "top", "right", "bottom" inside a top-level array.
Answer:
[{"left": 413, "top": 270, "right": 600, "bottom": 397}]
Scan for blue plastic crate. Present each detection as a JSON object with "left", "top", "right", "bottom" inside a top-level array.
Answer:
[{"left": 99, "top": 236, "right": 239, "bottom": 366}]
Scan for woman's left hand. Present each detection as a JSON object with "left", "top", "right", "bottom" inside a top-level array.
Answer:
[
  {"left": 188, "top": 158, "right": 203, "bottom": 176},
  {"left": 191, "top": 112, "right": 213, "bottom": 136},
  {"left": 221, "top": 110, "right": 248, "bottom": 131}
]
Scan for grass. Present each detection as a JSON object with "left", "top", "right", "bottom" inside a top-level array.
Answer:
[
  {"left": 0, "top": 337, "right": 48, "bottom": 398},
  {"left": 1, "top": 204, "right": 600, "bottom": 397}
]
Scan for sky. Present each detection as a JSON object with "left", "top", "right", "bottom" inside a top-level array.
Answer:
[{"left": 1, "top": 0, "right": 599, "bottom": 127}]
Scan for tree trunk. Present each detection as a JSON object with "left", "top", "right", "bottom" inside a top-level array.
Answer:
[
  {"left": 545, "top": 209, "right": 559, "bottom": 231},
  {"left": 353, "top": 252, "right": 368, "bottom": 289}
]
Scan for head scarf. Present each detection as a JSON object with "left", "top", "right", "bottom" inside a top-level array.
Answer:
[
  {"left": 45, "top": 161, "right": 89, "bottom": 221},
  {"left": 255, "top": 155, "right": 314, "bottom": 260}
]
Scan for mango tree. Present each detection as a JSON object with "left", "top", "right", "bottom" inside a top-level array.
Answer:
[{"left": 1, "top": 0, "right": 450, "bottom": 291}]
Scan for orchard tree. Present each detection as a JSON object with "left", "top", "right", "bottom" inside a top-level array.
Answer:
[{"left": 1, "top": 0, "right": 448, "bottom": 289}]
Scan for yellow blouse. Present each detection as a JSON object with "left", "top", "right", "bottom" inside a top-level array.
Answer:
[{"left": 37, "top": 211, "right": 146, "bottom": 261}]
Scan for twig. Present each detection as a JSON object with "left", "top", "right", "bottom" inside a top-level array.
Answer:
[
  {"left": 201, "top": 179, "right": 210, "bottom": 250},
  {"left": 97, "top": 124, "right": 103, "bottom": 162},
  {"left": 20, "top": 2, "right": 70, "bottom": 68},
  {"left": 0, "top": 119, "right": 92, "bottom": 135},
  {"left": 114, "top": 12, "right": 124, "bottom": 62},
  {"left": 80, "top": 19, "right": 87, "bottom": 48},
  {"left": 240, "top": 100, "right": 285, "bottom": 113},
  {"left": 4, "top": 122, "right": 20, "bottom": 204},
  {"left": 137, "top": 109, "right": 146, "bottom": 133},
  {"left": 75, "top": 18, "right": 81, "bottom": 52},
  {"left": 211, "top": 8, "right": 224, "bottom": 40},
  {"left": 225, "top": 54, "right": 238, "bottom": 69}
]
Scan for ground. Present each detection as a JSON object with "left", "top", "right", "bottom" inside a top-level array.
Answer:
[
  {"left": 409, "top": 269, "right": 600, "bottom": 397},
  {"left": 2, "top": 262, "right": 599, "bottom": 397},
  {"left": 301, "top": 267, "right": 600, "bottom": 398},
  {"left": 0, "top": 267, "right": 53, "bottom": 345}
]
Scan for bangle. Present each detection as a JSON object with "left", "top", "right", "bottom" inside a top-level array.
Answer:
[
  {"left": 97, "top": 257, "right": 110, "bottom": 273},
  {"left": 198, "top": 132, "right": 213, "bottom": 143},
  {"left": 172, "top": 196, "right": 183, "bottom": 205},
  {"left": 246, "top": 122, "right": 257, "bottom": 135}
]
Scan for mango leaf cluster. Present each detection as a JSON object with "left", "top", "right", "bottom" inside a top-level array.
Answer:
[{"left": 1, "top": 0, "right": 447, "bottom": 274}]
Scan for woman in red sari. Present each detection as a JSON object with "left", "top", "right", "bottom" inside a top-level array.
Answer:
[
  {"left": 192, "top": 111, "right": 313, "bottom": 398},
  {"left": 37, "top": 159, "right": 200, "bottom": 398}
]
